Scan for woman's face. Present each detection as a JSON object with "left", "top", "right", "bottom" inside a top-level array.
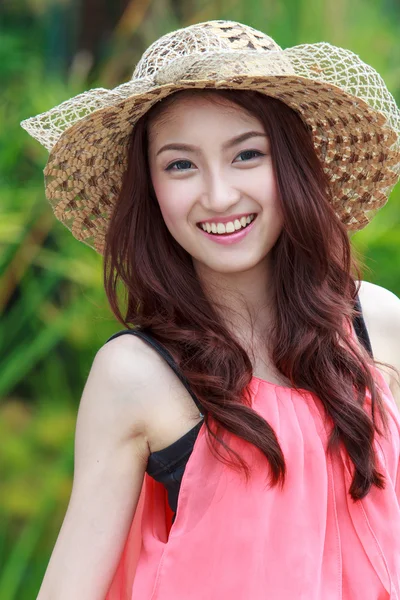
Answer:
[{"left": 147, "top": 93, "right": 283, "bottom": 276}]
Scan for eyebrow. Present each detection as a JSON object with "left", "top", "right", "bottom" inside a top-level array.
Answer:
[{"left": 155, "top": 131, "right": 268, "bottom": 157}]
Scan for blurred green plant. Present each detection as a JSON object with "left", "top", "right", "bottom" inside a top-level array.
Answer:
[{"left": 1, "top": 0, "right": 400, "bottom": 598}]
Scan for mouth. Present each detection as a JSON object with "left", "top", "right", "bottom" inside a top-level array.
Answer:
[
  {"left": 195, "top": 213, "right": 258, "bottom": 245},
  {"left": 196, "top": 213, "right": 257, "bottom": 236}
]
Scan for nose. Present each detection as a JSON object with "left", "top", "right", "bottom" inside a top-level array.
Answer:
[{"left": 201, "top": 169, "right": 240, "bottom": 214}]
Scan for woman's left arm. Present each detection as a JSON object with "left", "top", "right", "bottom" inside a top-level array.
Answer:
[{"left": 357, "top": 280, "right": 400, "bottom": 407}]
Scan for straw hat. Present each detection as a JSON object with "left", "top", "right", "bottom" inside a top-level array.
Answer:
[{"left": 21, "top": 20, "right": 400, "bottom": 255}]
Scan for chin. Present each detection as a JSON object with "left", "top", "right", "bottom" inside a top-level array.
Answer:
[{"left": 198, "top": 255, "right": 268, "bottom": 274}]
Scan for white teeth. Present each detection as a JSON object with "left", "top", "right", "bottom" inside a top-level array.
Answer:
[{"left": 200, "top": 214, "right": 255, "bottom": 235}]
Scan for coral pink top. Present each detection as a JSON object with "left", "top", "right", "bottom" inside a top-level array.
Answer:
[{"left": 106, "top": 367, "right": 400, "bottom": 599}]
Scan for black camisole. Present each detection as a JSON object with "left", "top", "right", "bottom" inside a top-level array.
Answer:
[{"left": 104, "top": 295, "right": 373, "bottom": 522}]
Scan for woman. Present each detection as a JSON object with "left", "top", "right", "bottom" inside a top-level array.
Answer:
[{"left": 22, "top": 20, "right": 400, "bottom": 600}]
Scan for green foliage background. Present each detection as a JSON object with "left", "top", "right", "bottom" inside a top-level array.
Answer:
[{"left": 1, "top": 1, "right": 399, "bottom": 597}]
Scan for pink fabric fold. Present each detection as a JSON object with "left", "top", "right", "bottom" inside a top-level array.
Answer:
[{"left": 106, "top": 369, "right": 400, "bottom": 599}]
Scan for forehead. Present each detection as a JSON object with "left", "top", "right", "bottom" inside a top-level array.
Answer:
[{"left": 147, "top": 93, "right": 262, "bottom": 143}]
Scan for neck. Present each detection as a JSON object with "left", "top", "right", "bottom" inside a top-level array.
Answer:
[{"left": 194, "top": 255, "right": 275, "bottom": 349}]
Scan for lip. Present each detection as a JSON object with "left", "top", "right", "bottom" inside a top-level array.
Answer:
[
  {"left": 196, "top": 212, "right": 256, "bottom": 226},
  {"left": 197, "top": 214, "right": 258, "bottom": 245}
]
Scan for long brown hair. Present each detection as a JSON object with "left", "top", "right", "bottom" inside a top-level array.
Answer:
[{"left": 103, "top": 88, "right": 391, "bottom": 500}]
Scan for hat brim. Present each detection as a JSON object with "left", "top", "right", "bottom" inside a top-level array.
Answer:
[{"left": 41, "top": 72, "right": 399, "bottom": 255}]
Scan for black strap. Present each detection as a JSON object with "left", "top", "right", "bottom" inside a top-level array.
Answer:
[
  {"left": 353, "top": 294, "right": 374, "bottom": 358},
  {"left": 105, "top": 296, "right": 373, "bottom": 412},
  {"left": 105, "top": 328, "right": 204, "bottom": 416}
]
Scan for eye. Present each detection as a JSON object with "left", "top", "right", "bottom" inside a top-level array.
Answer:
[
  {"left": 235, "top": 150, "right": 265, "bottom": 162},
  {"left": 165, "top": 159, "right": 194, "bottom": 172}
]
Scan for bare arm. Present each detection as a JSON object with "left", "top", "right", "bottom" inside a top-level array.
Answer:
[{"left": 36, "top": 336, "right": 152, "bottom": 600}]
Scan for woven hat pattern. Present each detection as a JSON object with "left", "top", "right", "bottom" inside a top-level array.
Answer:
[{"left": 20, "top": 20, "right": 400, "bottom": 255}]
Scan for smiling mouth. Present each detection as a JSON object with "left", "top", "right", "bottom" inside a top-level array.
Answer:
[{"left": 196, "top": 214, "right": 257, "bottom": 235}]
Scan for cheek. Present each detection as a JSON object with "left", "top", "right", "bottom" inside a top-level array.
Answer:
[
  {"left": 241, "top": 166, "right": 280, "bottom": 212},
  {"left": 250, "top": 170, "right": 284, "bottom": 235},
  {"left": 151, "top": 174, "right": 197, "bottom": 229}
]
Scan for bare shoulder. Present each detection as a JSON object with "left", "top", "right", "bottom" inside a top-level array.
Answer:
[
  {"left": 96, "top": 331, "right": 168, "bottom": 389},
  {"left": 357, "top": 280, "right": 400, "bottom": 322},
  {"left": 356, "top": 280, "right": 400, "bottom": 401},
  {"left": 98, "top": 332, "right": 204, "bottom": 454},
  {"left": 97, "top": 330, "right": 184, "bottom": 390},
  {"left": 94, "top": 332, "right": 172, "bottom": 435},
  {"left": 356, "top": 280, "right": 400, "bottom": 351}
]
